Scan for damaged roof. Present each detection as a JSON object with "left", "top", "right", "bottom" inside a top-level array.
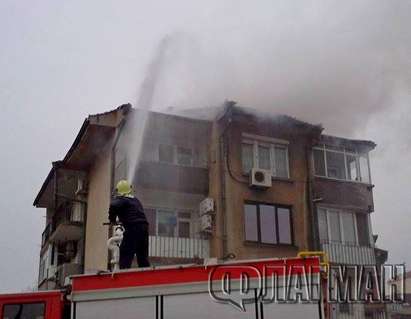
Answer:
[{"left": 320, "top": 134, "right": 376, "bottom": 152}]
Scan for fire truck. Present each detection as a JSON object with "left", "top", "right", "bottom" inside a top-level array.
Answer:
[{"left": 0, "top": 254, "right": 328, "bottom": 319}]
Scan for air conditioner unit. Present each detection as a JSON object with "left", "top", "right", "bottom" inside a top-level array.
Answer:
[
  {"left": 200, "top": 214, "right": 212, "bottom": 232},
  {"left": 249, "top": 168, "right": 272, "bottom": 189},
  {"left": 199, "top": 198, "right": 214, "bottom": 216}
]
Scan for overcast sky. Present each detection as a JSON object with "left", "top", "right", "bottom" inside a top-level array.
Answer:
[{"left": 0, "top": 0, "right": 410, "bottom": 292}]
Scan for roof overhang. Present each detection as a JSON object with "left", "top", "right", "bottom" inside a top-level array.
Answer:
[
  {"left": 320, "top": 134, "right": 376, "bottom": 153},
  {"left": 32, "top": 104, "right": 132, "bottom": 208}
]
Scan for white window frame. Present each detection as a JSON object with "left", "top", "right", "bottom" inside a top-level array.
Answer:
[
  {"left": 158, "top": 144, "right": 194, "bottom": 167},
  {"left": 319, "top": 208, "right": 365, "bottom": 246},
  {"left": 313, "top": 144, "right": 372, "bottom": 184},
  {"left": 241, "top": 134, "right": 290, "bottom": 178},
  {"left": 155, "top": 208, "right": 193, "bottom": 238}
]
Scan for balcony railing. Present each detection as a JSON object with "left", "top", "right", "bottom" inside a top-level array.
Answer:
[
  {"left": 149, "top": 236, "right": 210, "bottom": 259},
  {"left": 321, "top": 242, "right": 376, "bottom": 265}
]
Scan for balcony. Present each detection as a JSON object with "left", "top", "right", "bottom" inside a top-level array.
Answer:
[
  {"left": 49, "top": 202, "right": 85, "bottom": 244},
  {"left": 321, "top": 242, "right": 376, "bottom": 265},
  {"left": 149, "top": 236, "right": 210, "bottom": 260}
]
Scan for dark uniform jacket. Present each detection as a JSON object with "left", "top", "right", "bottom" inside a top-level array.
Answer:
[{"left": 108, "top": 196, "right": 148, "bottom": 225}]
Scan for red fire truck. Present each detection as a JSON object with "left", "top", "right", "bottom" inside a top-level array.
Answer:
[{"left": 0, "top": 256, "right": 327, "bottom": 319}]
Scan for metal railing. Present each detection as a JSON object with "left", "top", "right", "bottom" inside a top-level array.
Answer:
[{"left": 149, "top": 236, "right": 210, "bottom": 259}]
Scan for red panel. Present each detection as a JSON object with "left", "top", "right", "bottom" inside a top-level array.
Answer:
[
  {"left": 0, "top": 291, "right": 64, "bottom": 319},
  {"left": 72, "top": 257, "right": 320, "bottom": 292}
]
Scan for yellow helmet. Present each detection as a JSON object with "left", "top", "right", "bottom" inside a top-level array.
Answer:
[{"left": 116, "top": 180, "right": 132, "bottom": 196}]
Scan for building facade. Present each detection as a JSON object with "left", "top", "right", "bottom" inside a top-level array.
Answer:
[{"left": 34, "top": 103, "right": 387, "bottom": 318}]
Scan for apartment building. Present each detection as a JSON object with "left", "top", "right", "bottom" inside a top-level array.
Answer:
[{"left": 34, "top": 102, "right": 387, "bottom": 318}]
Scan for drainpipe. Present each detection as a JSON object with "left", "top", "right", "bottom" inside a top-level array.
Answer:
[
  {"left": 217, "top": 105, "right": 234, "bottom": 258},
  {"left": 307, "top": 144, "right": 320, "bottom": 251},
  {"left": 219, "top": 134, "right": 228, "bottom": 258}
]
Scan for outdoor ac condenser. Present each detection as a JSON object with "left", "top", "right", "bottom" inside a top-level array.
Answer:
[{"left": 249, "top": 168, "right": 272, "bottom": 189}]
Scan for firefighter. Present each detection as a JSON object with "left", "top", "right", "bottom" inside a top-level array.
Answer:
[{"left": 108, "top": 180, "right": 150, "bottom": 269}]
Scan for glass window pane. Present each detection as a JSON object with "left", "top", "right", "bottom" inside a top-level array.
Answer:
[
  {"left": 346, "top": 155, "right": 359, "bottom": 181},
  {"left": 317, "top": 208, "right": 328, "bottom": 243},
  {"left": 3, "top": 303, "right": 45, "bottom": 319},
  {"left": 359, "top": 155, "right": 370, "bottom": 184},
  {"left": 178, "top": 221, "right": 190, "bottom": 238},
  {"left": 244, "top": 204, "right": 258, "bottom": 241},
  {"left": 341, "top": 213, "right": 356, "bottom": 244},
  {"left": 242, "top": 143, "right": 254, "bottom": 173},
  {"left": 258, "top": 145, "right": 271, "bottom": 170},
  {"left": 159, "top": 144, "right": 174, "bottom": 163},
  {"left": 177, "top": 147, "right": 193, "bottom": 166},
  {"left": 274, "top": 147, "right": 289, "bottom": 178},
  {"left": 277, "top": 208, "right": 292, "bottom": 244},
  {"left": 328, "top": 211, "right": 342, "bottom": 242},
  {"left": 157, "top": 211, "right": 177, "bottom": 237},
  {"left": 326, "top": 151, "right": 346, "bottom": 180},
  {"left": 313, "top": 149, "right": 326, "bottom": 176},
  {"left": 356, "top": 214, "right": 370, "bottom": 246},
  {"left": 260, "top": 205, "right": 277, "bottom": 244}
]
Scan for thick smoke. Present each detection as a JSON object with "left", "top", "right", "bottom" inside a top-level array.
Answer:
[
  {"left": 147, "top": 0, "right": 410, "bottom": 137},
  {"left": 125, "top": 0, "right": 411, "bottom": 264}
]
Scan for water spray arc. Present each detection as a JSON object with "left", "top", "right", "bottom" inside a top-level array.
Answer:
[{"left": 125, "top": 36, "right": 172, "bottom": 183}]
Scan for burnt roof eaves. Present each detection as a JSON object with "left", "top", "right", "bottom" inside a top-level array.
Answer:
[
  {"left": 88, "top": 103, "right": 131, "bottom": 121},
  {"left": 320, "top": 134, "right": 376, "bottom": 150},
  {"left": 231, "top": 105, "right": 323, "bottom": 132},
  {"left": 32, "top": 161, "right": 64, "bottom": 207},
  {"left": 62, "top": 119, "right": 90, "bottom": 163}
]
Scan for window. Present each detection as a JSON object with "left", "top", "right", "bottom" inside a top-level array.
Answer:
[
  {"left": 317, "top": 208, "right": 370, "bottom": 246},
  {"left": 158, "top": 145, "right": 194, "bottom": 166},
  {"left": 244, "top": 204, "right": 258, "bottom": 241},
  {"left": 157, "top": 210, "right": 177, "bottom": 237},
  {"left": 241, "top": 136, "right": 289, "bottom": 178},
  {"left": 356, "top": 213, "right": 370, "bottom": 246},
  {"left": 244, "top": 203, "right": 292, "bottom": 245},
  {"left": 359, "top": 155, "right": 371, "bottom": 184},
  {"left": 159, "top": 144, "right": 174, "bottom": 163},
  {"left": 3, "top": 303, "right": 45, "bottom": 319},
  {"left": 317, "top": 208, "right": 328, "bottom": 243},
  {"left": 155, "top": 209, "right": 192, "bottom": 238},
  {"left": 326, "top": 151, "right": 346, "bottom": 180},
  {"left": 313, "top": 145, "right": 371, "bottom": 183},
  {"left": 260, "top": 205, "right": 277, "bottom": 244},
  {"left": 313, "top": 149, "right": 326, "bottom": 176},
  {"left": 241, "top": 143, "right": 254, "bottom": 173},
  {"left": 176, "top": 147, "right": 193, "bottom": 166},
  {"left": 328, "top": 210, "right": 342, "bottom": 242}
]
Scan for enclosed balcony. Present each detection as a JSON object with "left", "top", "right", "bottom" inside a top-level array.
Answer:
[{"left": 49, "top": 202, "right": 85, "bottom": 244}]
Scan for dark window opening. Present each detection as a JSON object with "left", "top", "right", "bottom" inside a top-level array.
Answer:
[
  {"left": 3, "top": 303, "right": 45, "bottom": 319},
  {"left": 244, "top": 203, "right": 293, "bottom": 245}
]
